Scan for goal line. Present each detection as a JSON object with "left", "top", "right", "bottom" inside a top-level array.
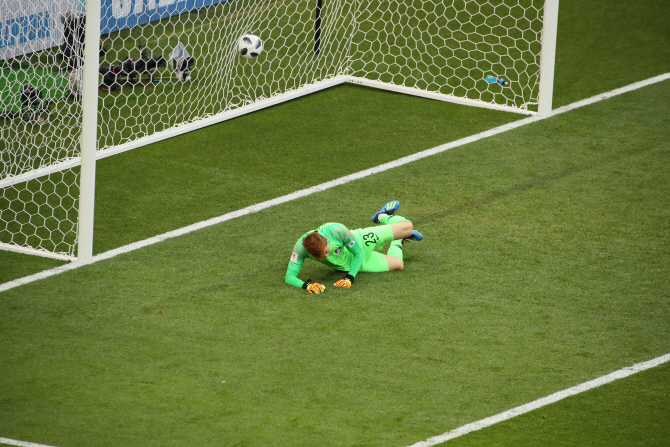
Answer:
[{"left": 0, "top": 72, "right": 668, "bottom": 294}]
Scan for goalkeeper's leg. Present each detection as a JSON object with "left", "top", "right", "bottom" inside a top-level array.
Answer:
[
  {"left": 357, "top": 215, "right": 412, "bottom": 251},
  {"left": 385, "top": 240, "right": 405, "bottom": 270},
  {"left": 371, "top": 200, "right": 416, "bottom": 240},
  {"left": 359, "top": 241, "right": 405, "bottom": 271},
  {"left": 358, "top": 215, "right": 420, "bottom": 272},
  {"left": 377, "top": 214, "right": 414, "bottom": 240}
]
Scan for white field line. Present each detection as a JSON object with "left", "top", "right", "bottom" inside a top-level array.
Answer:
[
  {"left": 0, "top": 438, "right": 58, "bottom": 447},
  {"left": 408, "top": 353, "right": 670, "bottom": 447},
  {"left": 0, "top": 72, "right": 668, "bottom": 295},
  {"left": 1, "top": 353, "right": 668, "bottom": 447}
]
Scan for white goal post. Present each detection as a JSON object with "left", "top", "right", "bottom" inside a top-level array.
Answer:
[{"left": 0, "top": 0, "right": 559, "bottom": 261}]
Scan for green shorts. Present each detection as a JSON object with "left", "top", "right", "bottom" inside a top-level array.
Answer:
[{"left": 352, "top": 225, "right": 395, "bottom": 273}]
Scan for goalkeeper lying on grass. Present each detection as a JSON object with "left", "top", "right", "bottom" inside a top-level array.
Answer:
[{"left": 285, "top": 201, "right": 423, "bottom": 293}]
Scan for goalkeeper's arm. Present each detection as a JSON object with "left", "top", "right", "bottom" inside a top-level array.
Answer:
[
  {"left": 285, "top": 248, "right": 325, "bottom": 293},
  {"left": 333, "top": 230, "right": 364, "bottom": 288}
]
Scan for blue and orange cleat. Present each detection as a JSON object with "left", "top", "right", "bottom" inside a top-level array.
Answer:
[{"left": 372, "top": 200, "right": 401, "bottom": 223}]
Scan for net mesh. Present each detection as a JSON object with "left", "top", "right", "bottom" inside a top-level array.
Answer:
[
  {"left": 350, "top": 0, "right": 543, "bottom": 109},
  {"left": 1, "top": 0, "right": 546, "bottom": 259}
]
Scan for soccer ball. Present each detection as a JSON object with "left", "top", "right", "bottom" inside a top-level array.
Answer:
[{"left": 237, "top": 34, "right": 263, "bottom": 59}]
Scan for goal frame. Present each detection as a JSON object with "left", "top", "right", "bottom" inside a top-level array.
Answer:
[{"left": 0, "top": 0, "right": 559, "bottom": 262}]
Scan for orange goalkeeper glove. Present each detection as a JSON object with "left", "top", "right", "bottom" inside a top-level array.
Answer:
[
  {"left": 303, "top": 280, "right": 325, "bottom": 294},
  {"left": 334, "top": 274, "right": 354, "bottom": 288}
]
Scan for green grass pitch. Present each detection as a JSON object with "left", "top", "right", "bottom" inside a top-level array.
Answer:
[{"left": 1, "top": 0, "right": 670, "bottom": 446}]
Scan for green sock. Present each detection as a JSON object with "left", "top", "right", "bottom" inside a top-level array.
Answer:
[
  {"left": 379, "top": 214, "right": 409, "bottom": 225},
  {"left": 387, "top": 240, "right": 404, "bottom": 261}
]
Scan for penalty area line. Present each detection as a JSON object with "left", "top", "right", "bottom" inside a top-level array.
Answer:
[
  {"left": 0, "top": 72, "right": 668, "bottom": 295},
  {"left": 408, "top": 352, "right": 670, "bottom": 447}
]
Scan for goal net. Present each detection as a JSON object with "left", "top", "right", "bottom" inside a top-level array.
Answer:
[{"left": 1, "top": 0, "right": 554, "bottom": 260}]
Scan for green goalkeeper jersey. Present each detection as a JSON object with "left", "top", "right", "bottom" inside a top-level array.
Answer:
[{"left": 285, "top": 222, "right": 365, "bottom": 289}]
